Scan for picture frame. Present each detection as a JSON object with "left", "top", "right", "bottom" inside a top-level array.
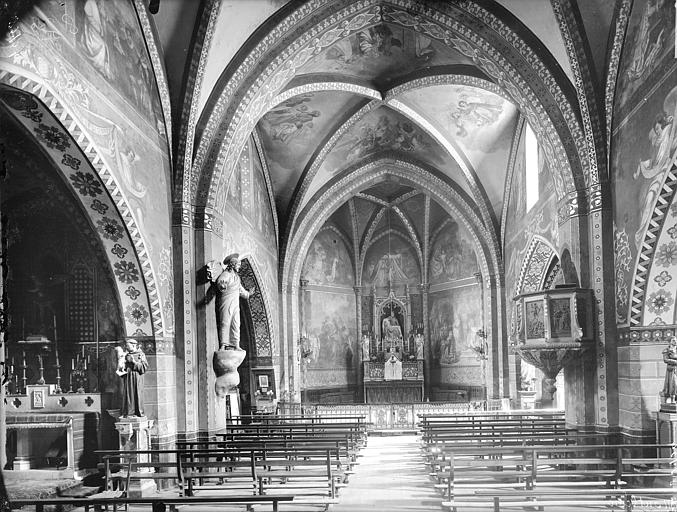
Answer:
[
  {"left": 251, "top": 367, "right": 276, "bottom": 399},
  {"left": 32, "top": 389, "right": 45, "bottom": 409}
]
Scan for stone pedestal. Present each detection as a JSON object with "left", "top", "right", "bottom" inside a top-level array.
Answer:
[
  {"left": 114, "top": 416, "right": 155, "bottom": 497},
  {"left": 655, "top": 411, "right": 677, "bottom": 488}
]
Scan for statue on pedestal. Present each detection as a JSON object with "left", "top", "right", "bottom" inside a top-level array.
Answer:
[
  {"left": 361, "top": 334, "right": 371, "bottom": 361},
  {"left": 207, "top": 254, "right": 253, "bottom": 351},
  {"left": 115, "top": 338, "right": 148, "bottom": 418},
  {"left": 415, "top": 333, "right": 424, "bottom": 360},
  {"left": 662, "top": 337, "right": 677, "bottom": 407},
  {"left": 206, "top": 253, "right": 253, "bottom": 397}
]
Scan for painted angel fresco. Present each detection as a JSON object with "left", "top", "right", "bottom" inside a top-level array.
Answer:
[
  {"left": 449, "top": 90, "right": 504, "bottom": 137},
  {"left": 634, "top": 85, "right": 677, "bottom": 247}
]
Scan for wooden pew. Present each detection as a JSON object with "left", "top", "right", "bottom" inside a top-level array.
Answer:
[
  {"left": 456, "top": 488, "right": 677, "bottom": 511},
  {"left": 9, "top": 494, "right": 295, "bottom": 512},
  {"left": 177, "top": 447, "right": 345, "bottom": 500},
  {"left": 434, "top": 443, "right": 675, "bottom": 510}
]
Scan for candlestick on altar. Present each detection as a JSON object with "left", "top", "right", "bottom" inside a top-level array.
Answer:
[
  {"left": 36, "top": 353, "right": 45, "bottom": 385},
  {"left": 21, "top": 351, "right": 27, "bottom": 394}
]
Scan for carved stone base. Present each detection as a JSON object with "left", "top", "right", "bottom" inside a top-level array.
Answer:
[
  {"left": 114, "top": 416, "right": 155, "bottom": 497},
  {"left": 213, "top": 348, "right": 246, "bottom": 397}
]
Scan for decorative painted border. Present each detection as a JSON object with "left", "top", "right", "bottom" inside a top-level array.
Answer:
[
  {"left": 133, "top": 0, "right": 173, "bottom": 160},
  {"left": 604, "top": 0, "right": 633, "bottom": 161},
  {"left": 630, "top": 164, "right": 677, "bottom": 325},
  {"left": 1, "top": 82, "right": 158, "bottom": 338},
  {"left": 551, "top": 0, "right": 604, "bottom": 188},
  {"left": 175, "top": 0, "right": 221, "bottom": 204},
  {"left": 618, "top": 325, "right": 676, "bottom": 345},
  {"left": 251, "top": 131, "right": 280, "bottom": 248},
  {"left": 500, "top": 115, "right": 526, "bottom": 248},
  {"left": 515, "top": 237, "right": 558, "bottom": 295}
]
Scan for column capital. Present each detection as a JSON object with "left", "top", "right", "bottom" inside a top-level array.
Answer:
[
  {"left": 299, "top": 279, "right": 309, "bottom": 289},
  {"left": 353, "top": 286, "right": 363, "bottom": 295},
  {"left": 418, "top": 282, "right": 430, "bottom": 293}
]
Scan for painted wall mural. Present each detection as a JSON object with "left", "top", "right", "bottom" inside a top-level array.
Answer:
[
  {"left": 302, "top": 228, "right": 354, "bottom": 287},
  {"left": 612, "top": 64, "right": 677, "bottom": 326},
  {"left": 362, "top": 235, "right": 421, "bottom": 289},
  {"left": 257, "top": 91, "right": 364, "bottom": 214},
  {"left": 296, "top": 23, "right": 475, "bottom": 82},
  {"left": 35, "top": 0, "right": 164, "bottom": 130},
  {"left": 399, "top": 84, "right": 519, "bottom": 211},
  {"left": 429, "top": 220, "right": 478, "bottom": 284},
  {"left": 302, "top": 290, "right": 357, "bottom": 388},
  {"left": 429, "top": 286, "right": 481, "bottom": 368},
  {"left": 1, "top": 0, "right": 172, "bottom": 337},
  {"left": 615, "top": 0, "right": 675, "bottom": 121}
]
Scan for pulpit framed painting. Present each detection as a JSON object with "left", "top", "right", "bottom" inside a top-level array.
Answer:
[{"left": 512, "top": 285, "right": 594, "bottom": 348}]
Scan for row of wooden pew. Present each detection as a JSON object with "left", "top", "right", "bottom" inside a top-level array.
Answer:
[
  {"left": 9, "top": 414, "right": 368, "bottom": 511},
  {"left": 419, "top": 410, "right": 676, "bottom": 511}
]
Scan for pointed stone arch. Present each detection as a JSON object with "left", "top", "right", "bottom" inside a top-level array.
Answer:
[
  {"left": 191, "top": 0, "right": 588, "bottom": 227},
  {"left": 0, "top": 82, "right": 161, "bottom": 339}
]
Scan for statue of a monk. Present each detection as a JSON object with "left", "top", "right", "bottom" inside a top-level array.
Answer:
[{"left": 116, "top": 338, "right": 148, "bottom": 418}]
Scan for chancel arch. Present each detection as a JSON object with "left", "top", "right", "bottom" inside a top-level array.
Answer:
[{"left": 283, "top": 158, "right": 503, "bottom": 401}]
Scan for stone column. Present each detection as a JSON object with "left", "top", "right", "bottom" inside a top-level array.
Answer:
[
  {"left": 420, "top": 282, "right": 430, "bottom": 400},
  {"left": 354, "top": 286, "right": 363, "bottom": 400}
]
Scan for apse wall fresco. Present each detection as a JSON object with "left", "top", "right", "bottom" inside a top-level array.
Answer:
[
  {"left": 302, "top": 229, "right": 353, "bottom": 287},
  {"left": 296, "top": 23, "right": 475, "bottom": 82},
  {"left": 429, "top": 220, "right": 478, "bottom": 284},
  {"left": 429, "top": 286, "right": 482, "bottom": 378},
  {"left": 302, "top": 290, "right": 357, "bottom": 389},
  {"left": 0, "top": 0, "right": 172, "bottom": 337},
  {"left": 362, "top": 235, "right": 421, "bottom": 289}
]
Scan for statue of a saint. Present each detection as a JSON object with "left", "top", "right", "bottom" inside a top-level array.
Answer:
[
  {"left": 115, "top": 338, "right": 148, "bottom": 418},
  {"left": 415, "top": 333, "right": 424, "bottom": 360},
  {"left": 662, "top": 337, "right": 677, "bottom": 404},
  {"left": 207, "top": 254, "right": 253, "bottom": 350},
  {"left": 361, "top": 334, "right": 370, "bottom": 361},
  {"left": 382, "top": 312, "right": 402, "bottom": 341},
  {"left": 206, "top": 253, "right": 252, "bottom": 397}
]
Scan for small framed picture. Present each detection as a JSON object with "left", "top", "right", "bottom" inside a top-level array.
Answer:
[
  {"left": 258, "top": 375, "right": 269, "bottom": 389},
  {"left": 32, "top": 389, "right": 45, "bottom": 409}
]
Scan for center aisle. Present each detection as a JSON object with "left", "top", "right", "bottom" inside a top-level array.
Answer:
[{"left": 331, "top": 434, "right": 443, "bottom": 511}]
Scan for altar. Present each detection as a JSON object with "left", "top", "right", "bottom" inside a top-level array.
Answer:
[
  {"left": 361, "top": 288, "right": 425, "bottom": 403},
  {"left": 363, "top": 360, "right": 424, "bottom": 403}
]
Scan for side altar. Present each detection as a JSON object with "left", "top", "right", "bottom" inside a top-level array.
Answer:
[{"left": 361, "top": 289, "right": 425, "bottom": 403}]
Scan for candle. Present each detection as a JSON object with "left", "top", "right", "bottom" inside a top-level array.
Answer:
[{"left": 71, "top": 358, "right": 75, "bottom": 370}]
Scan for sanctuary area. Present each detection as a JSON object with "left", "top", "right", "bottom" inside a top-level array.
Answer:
[{"left": 0, "top": 0, "right": 676, "bottom": 509}]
